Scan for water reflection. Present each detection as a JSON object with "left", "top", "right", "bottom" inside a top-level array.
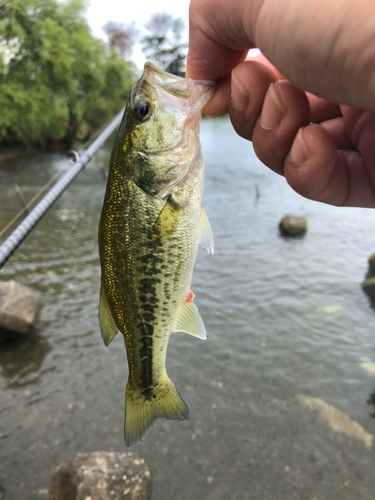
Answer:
[{"left": 0, "top": 330, "right": 50, "bottom": 388}]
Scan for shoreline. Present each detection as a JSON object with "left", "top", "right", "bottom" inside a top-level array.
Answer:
[{"left": 0, "top": 144, "right": 70, "bottom": 162}]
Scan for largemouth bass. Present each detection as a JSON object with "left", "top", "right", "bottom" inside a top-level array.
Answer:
[{"left": 98, "top": 62, "right": 215, "bottom": 447}]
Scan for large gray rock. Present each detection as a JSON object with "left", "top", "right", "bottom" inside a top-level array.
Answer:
[
  {"left": 48, "top": 452, "right": 152, "bottom": 500},
  {"left": 279, "top": 215, "right": 307, "bottom": 237},
  {"left": 0, "top": 280, "right": 43, "bottom": 336}
]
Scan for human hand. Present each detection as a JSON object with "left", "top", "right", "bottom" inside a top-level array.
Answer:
[{"left": 187, "top": 0, "right": 375, "bottom": 207}]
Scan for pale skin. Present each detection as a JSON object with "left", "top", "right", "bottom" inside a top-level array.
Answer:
[{"left": 186, "top": 0, "right": 375, "bottom": 207}]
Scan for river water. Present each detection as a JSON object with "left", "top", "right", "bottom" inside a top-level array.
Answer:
[{"left": 1, "top": 117, "right": 375, "bottom": 500}]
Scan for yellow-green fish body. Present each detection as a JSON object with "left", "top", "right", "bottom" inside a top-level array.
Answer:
[{"left": 98, "top": 62, "right": 215, "bottom": 446}]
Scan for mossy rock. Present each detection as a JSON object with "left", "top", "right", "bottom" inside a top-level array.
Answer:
[{"left": 279, "top": 215, "right": 307, "bottom": 237}]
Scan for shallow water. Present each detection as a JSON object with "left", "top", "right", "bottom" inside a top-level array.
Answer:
[{"left": 1, "top": 117, "right": 375, "bottom": 500}]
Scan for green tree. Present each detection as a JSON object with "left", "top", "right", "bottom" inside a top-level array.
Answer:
[
  {"left": 0, "top": 0, "right": 136, "bottom": 149},
  {"left": 141, "top": 12, "right": 187, "bottom": 76}
]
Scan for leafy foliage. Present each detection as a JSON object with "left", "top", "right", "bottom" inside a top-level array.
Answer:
[
  {"left": 141, "top": 12, "right": 187, "bottom": 76},
  {"left": 0, "top": 0, "right": 136, "bottom": 149}
]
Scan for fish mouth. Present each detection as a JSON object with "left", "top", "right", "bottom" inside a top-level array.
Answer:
[
  {"left": 132, "top": 61, "right": 216, "bottom": 157},
  {"left": 140, "top": 61, "right": 217, "bottom": 116}
]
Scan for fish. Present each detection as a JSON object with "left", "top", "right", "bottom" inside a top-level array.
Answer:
[{"left": 98, "top": 62, "right": 216, "bottom": 447}]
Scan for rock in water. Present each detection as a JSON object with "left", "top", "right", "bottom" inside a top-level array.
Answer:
[
  {"left": 279, "top": 215, "right": 307, "bottom": 237},
  {"left": 48, "top": 452, "right": 152, "bottom": 500},
  {"left": 367, "top": 253, "right": 375, "bottom": 278},
  {"left": 361, "top": 254, "right": 375, "bottom": 302},
  {"left": 299, "top": 395, "right": 373, "bottom": 448},
  {"left": 361, "top": 276, "right": 375, "bottom": 302},
  {"left": 0, "top": 280, "right": 43, "bottom": 338}
]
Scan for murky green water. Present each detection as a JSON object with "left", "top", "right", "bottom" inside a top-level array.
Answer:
[{"left": 1, "top": 117, "right": 375, "bottom": 500}]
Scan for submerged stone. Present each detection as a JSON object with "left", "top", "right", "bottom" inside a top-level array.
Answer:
[
  {"left": 48, "top": 451, "right": 152, "bottom": 500},
  {"left": 0, "top": 280, "right": 43, "bottom": 338},
  {"left": 317, "top": 304, "right": 342, "bottom": 314},
  {"left": 299, "top": 395, "right": 373, "bottom": 448},
  {"left": 360, "top": 361, "right": 375, "bottom": 375},
  {"left": 279, "top": 215, "right": 307, "bottom": 237}
]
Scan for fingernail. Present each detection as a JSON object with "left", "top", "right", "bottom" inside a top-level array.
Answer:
[
  {"left": 231, "top": 69, "right": 250, "bottom": 110},
  {"left": 260, "top": 83, "right": 287, "bottom": 130},
  {"left": 290, "top": 128, "right": 310, "bottom": 164}
]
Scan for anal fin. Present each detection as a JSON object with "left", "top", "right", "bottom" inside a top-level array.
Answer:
[
  {"left": 99, "top": 285, "right": 119, "bottom": 346},
  {"left": 174, "top": 295, "right": 206, "bottom": 340}
]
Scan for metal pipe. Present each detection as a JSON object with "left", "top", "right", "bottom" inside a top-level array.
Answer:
[{"left": 0, "top": 108, "right": 124, "bottom": 270}]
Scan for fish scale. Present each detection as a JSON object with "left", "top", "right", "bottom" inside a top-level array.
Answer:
[{"left": 98, "top": 62, "right": 216, "bottom": 446}]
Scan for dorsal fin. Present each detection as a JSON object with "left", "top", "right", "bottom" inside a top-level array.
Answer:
[
  {"left": 99, "top": 285, "right": 119, "bottom": 346},
  {"left": 200, "top": 207, "right": 214, "bottom": 254}
]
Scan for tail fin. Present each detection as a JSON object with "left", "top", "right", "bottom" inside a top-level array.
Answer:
[{"left": 124, "top": 375, "right": 189, "bottom": 447}]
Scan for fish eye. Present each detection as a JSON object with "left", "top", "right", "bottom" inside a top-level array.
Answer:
[{"left": 133, "top": 100, "right": 153, "bottom": 122}]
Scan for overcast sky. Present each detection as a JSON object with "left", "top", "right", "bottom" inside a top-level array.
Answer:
[{"left": 86, "top": 0, "right": 191, "bottom": 69}]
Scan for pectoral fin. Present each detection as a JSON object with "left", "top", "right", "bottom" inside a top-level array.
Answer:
[
  {"left": 174, "top": 295, "right": 206, "bottom": 340},
  {"left": 200, "top": 207, "right": 214, "bottom": 254},
  {"left": 152, "top": 196, "right": 185, "bottom": 244},
  {"left": 99, "top": 285, "right": 119, "bottom": 346}
]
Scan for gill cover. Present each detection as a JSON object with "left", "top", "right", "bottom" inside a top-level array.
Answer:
[{"left": 120, "top": 62, "right": 216, "bottom": 197}]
